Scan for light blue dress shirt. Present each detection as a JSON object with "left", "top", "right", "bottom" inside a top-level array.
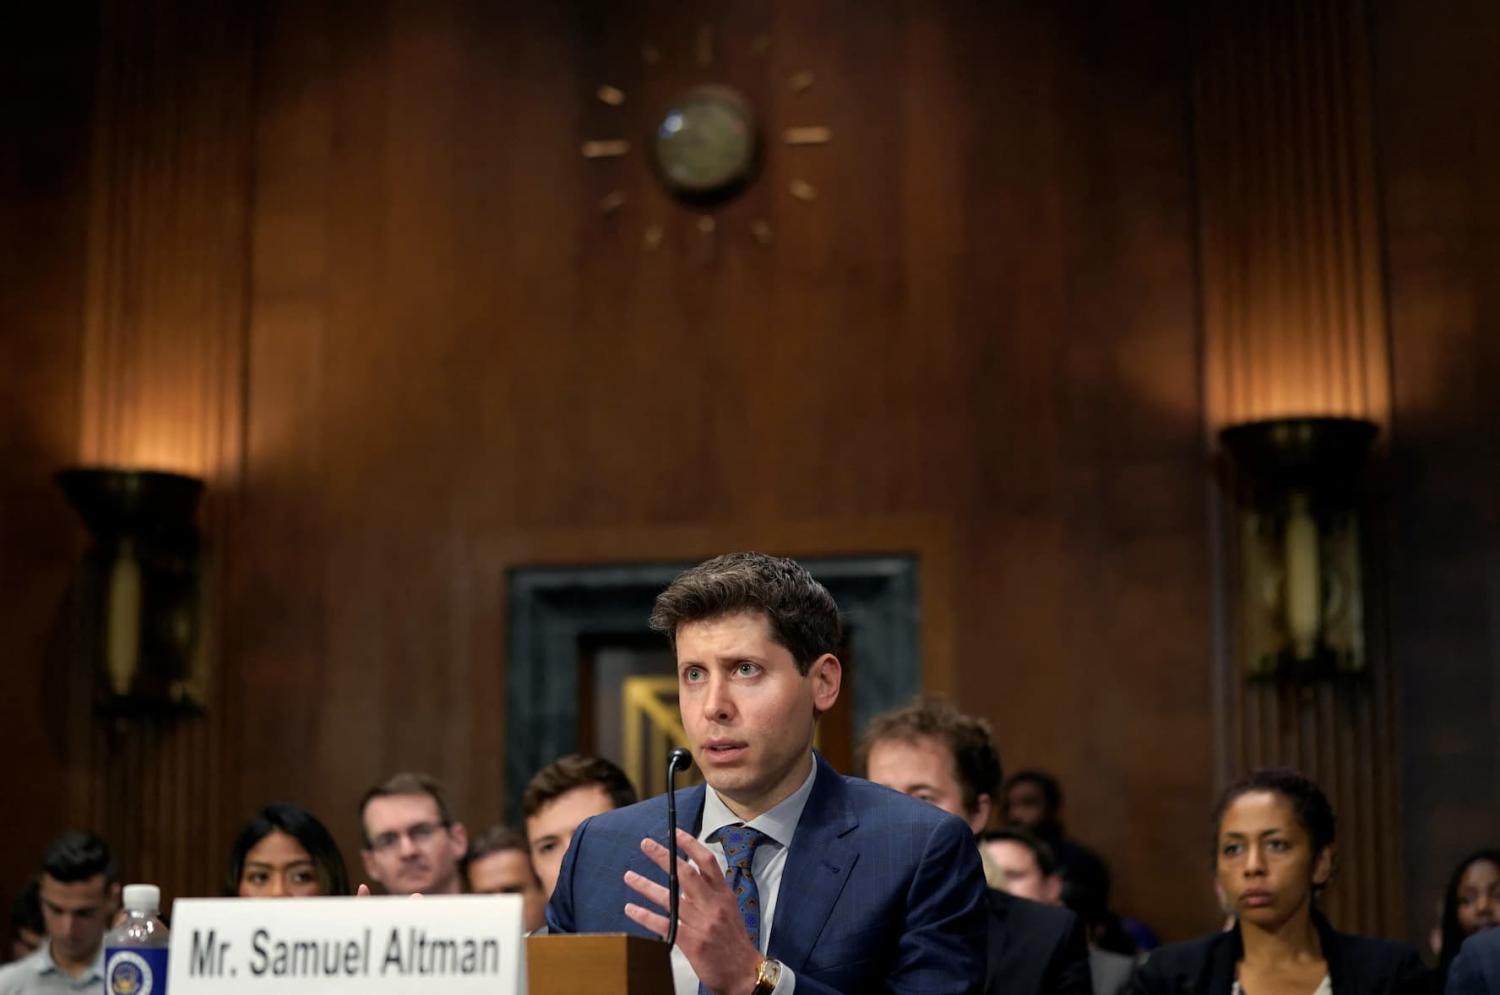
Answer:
[{"left": 670, "top": 756, "right": 818, "bottom": 995}]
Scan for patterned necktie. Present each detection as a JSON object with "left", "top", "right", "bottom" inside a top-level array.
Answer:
[{"left": 700, "top": 824, "right": 772, "bottom": 995}]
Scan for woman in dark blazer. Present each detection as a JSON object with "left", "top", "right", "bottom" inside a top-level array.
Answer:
[{"left": 1128, "top": 768, "right": 1430, "bottom": 995}]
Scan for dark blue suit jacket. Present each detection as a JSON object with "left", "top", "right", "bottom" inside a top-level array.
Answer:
[
  {"left": 985, "top": 889, "right": 1093, "bottom": 995},
  {"left": 1449, "top": 927, "right": 1500, "bottom": 994},
  {"left": 546, "top": 753, "right": 988, "bottom": 995}
]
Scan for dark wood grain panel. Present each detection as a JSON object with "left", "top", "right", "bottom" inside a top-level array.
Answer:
[
  {"left": 0, "top": 0, "right": 97, "bottom": 916},
  {"left": 10, "top": 0, "right": 257, "bottom": 907},
  {"left": 1193, "top": 0, "right": 1406, "bottom": 936},
  {"left": 28, "top": 0, "right": 1500, "bottom": 947},
  {"left": 1372, "top": 0, "right": 1500, "bottom": 945}
]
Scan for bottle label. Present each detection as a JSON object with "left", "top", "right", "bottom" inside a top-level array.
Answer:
[{"left": 106, "top": 946, "right": 169, "bottom": 995}]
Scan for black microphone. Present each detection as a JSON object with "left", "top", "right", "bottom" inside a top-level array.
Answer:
[{"left": 665, "top": 746, "right": 693, "bottom": 947}]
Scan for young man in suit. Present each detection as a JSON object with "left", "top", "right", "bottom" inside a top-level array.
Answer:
[
  {"left": 981, "top": 829, "right": 1133, "bottom": 995},
  {"left": 546, "top": 552, "right": 988, "bottom": 995},
  {"left": 0, "top": 833, "right": 119, "bottom": 994},
  {"left": 521, "top": 754, "right": 638, "bottom": 898},
  {"left": 464, "top": 826, "right": 546, "bottom": 932},
  {"left": 861, "top": 699, "right": 1093, "bottom": 995},
  {"left": 1450, "top": 927, "right": 1500, "bottom": 994}
]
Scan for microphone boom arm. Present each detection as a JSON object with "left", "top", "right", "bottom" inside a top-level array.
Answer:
[{"left": 665, "top": 747, "right": 693, "bottom": 947}]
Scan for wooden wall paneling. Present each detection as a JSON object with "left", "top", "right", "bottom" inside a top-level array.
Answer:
[
  {"left": 73, "top": 0, "right": 254, "bottom": 904},
  {"left": 1371, "top": 0, "right": 1500, "bottom": 945},
  {"left": 0, "top": 2, "right": 96, "bottom": 905},
  {"left": 38, "top": 0, "right": 1225, "bottom": 937},
  {"left": 1196, "top": 2, "right": 1389, "bottom": 427},
  {"left": 1193, "top": 0, "right": 1403, "bottom": 935},
  {"left": 232, "top": 0, "right": 339, "bottom": 829},
  {"left": 1048, "top": 1, "right": 1217, "bottom": 939}
]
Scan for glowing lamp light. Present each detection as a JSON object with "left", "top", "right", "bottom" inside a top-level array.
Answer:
[{"left": 56, "top": 467, "right": 207, "bottom": 714}]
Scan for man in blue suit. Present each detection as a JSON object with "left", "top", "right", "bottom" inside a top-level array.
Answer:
[
  {"left": 1449, "top": 926, "right": 1500, "bottom": 994},
  {"left": 546, "top": 552, "right": 988, "bottom": 995}
]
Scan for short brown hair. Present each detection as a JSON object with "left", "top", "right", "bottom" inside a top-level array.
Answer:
[
  {"left": 649, "top": 552, "right": 842, "bottom": 675},
  {"left": 856, "top": 698, "right": 1002, "bottom": 814},
  {"left": 359, "top": 772, "right": 456, "bottom": 845},
  {"left": 978, "top": 827, "right": 1058, "bottom": 876},
  {"left": 521, "top": 755, "right": 638, "bottom": 823},
  {"left": 466, "top": 825, "right": 529, "bottom": 862}
]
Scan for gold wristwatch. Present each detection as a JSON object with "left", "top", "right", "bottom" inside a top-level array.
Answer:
[{"left": 750, "top": 957, "right": 783, "bottom": 995}]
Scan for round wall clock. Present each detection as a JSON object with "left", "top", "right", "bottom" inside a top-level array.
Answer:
[
  {"left": 651, "top": 84, "right": 760, "bottom": 203},
  {"left": 580, "top": 25, "right": 832, "bottom": 252}
]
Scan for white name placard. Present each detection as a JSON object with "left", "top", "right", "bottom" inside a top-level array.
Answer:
[{"left": 167, "top": 895, "right": 525, "bottom": 995}]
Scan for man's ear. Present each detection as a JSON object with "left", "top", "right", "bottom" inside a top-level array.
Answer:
[
  {"left": 809, "top": 654, "right": 842, "bottom": 715},
  {"left": 1044, "top": 874, "right": 1063, "bottom": 906},
  {"left": 108, "top": 881, "right": 122, "bottom": 910},
  {"left": 969, "top": 793, "right": 993, "bottom": 835},
  {"left": 450, "top": 822, "right": 469, "bottom": 859}
]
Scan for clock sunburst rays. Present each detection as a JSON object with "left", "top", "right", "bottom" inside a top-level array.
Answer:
[{"left": 579, "top": 24, "right": 831, "bottom": 253}]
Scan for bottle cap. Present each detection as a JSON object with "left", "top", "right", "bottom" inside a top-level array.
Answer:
[{"left": 121, "top": 884, "right": 160, "bottom": 912}]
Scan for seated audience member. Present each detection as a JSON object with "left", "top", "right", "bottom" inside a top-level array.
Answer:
[
  {"left": 1068, "top": 851, "right": 1144, "bottom": 957},
  {"left": 1440, "top": 850, "right": 1500, "bottom": 987},
  {"left": 359, "top": 772, "right": 468, "bottom": 895},
  {"left": 983, "top": 828, "right": 1135, "bottom": 995},
  {"left": 465, "top": 827, "right": 545, "bottom": 932},
  {"left": 7, "top": 879, "right": 43, "bottom": 963},
  {"left": 1127, "top": 768, "right": 1429, "bottom": 995},
  {"left": 521, "top": 754, "right": 637, "bottom": 899},
  {"left": 1004, "top": 770, "right": 1124, "bottom": 937},
  {"left": 1449, "top": 926, "right": 1500, "bottom": 995},
  {"left": 0, "top": 831, "right": 119, "bottom": 993},
  {"left": 861, "top": 697, "right": 1091, "bottom": 995},
  {"left": 226, "top": 803, "right": 350, "bottom": 897},
  {"left": 547, "top": 552, "right": 989, "bottom": 995}
]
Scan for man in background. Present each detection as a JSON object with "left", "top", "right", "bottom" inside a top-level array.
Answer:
[
  {"left": 521, "top": 754, "right": 637, "bottom": 898},
  {"left": 359, "top": 772, "right": 468, "bottom": 895},
  {"left": 1449, "top": 926, "right": 1500, "bottom": 994},
  {"left": 465, "top": 826, "right": 545, "bottom": 932},
  {"left": 0, "top": 831, "right": 119, "bottom": 994},
  {"left": 982, "top": 828, "right": 1134, "bottom": 995},
  {"left": 862, "top": 699, "right": 1092, "bottom": 995}
]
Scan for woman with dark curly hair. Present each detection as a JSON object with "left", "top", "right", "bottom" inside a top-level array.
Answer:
[
  {"left": 1439, "top": 850, "right": 1500, "bottom": 985},
  {"left": 225, "top": 803, "right": 350, "bottom": 898},
  {"left": 1127, "top": 768, "right": 1429, "bottom": 994}
]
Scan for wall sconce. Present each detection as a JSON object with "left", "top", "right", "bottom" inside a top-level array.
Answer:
[
  {"left": 1217, "top": 417, "right": 1378, "bottom": 680},
  {"left": 56, "top": 467, "right": 206, "bottom": 715}
]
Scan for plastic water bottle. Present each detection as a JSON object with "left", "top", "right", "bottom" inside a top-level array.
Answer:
[{"left": 104, "top": 884, "right": 170, "bottom": 995}]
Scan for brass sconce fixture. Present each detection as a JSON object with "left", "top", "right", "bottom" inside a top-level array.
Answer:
[
  {"left": 1218, "top": 417, "right": 1378, "bottom": 680},
  {"left": 56, "top": 467, "right": 207, "bottom": 714}
]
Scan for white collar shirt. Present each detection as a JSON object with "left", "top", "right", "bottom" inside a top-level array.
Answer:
[
  {"left": 0, "top": 942, "right": 106, "bottom": 995},
  {"left": 670, "top": 756, "right": 818, "bottom": 995}
]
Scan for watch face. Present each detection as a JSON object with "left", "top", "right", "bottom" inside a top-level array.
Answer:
[
  {"left": 652, "top": 84, "right": 759, "bottom": 202},
  {"left": 754, "top": 957, "right": 783, "bottom": 994}
]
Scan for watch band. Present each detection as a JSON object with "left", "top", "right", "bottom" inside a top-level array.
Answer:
[{"left": 751, "top": 958, "right": 783, "bottom": 995}]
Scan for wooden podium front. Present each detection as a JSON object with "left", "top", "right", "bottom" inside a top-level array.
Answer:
[{"left": 527, "top": 933, "right": 674, "bottom": 995}]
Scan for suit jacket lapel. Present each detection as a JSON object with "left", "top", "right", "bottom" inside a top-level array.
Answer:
[
  {"left": 646, "top": 784, "right": 707, "bottom": 848},
  {"left": 1210, "top": 925, "right": 1241, "bottom": 993},
  {"left": 769, "top": 753, "right": 859, "bottom": 974}
]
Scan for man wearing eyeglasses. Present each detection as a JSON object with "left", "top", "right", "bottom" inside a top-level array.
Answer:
[{"left": 358, "top": 772, "right": 469, "bottom": 895}]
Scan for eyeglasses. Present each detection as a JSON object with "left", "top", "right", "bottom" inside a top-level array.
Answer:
[{"left": 368, "top": 821, "right": 448, "bottom": 853}]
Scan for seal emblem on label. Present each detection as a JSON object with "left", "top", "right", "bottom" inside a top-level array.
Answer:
[{"left": 107, "top": 950, "right": 155, "bottom": 995}]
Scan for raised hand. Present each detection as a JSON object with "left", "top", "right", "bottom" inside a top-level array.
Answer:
[{"left": 623, "top": 828, "right": 762, "bottom": 995}]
